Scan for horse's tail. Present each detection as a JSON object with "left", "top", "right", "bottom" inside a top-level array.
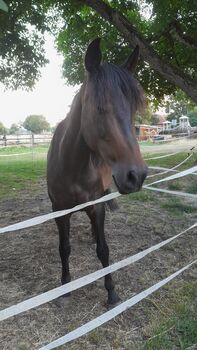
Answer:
[{"left": 104, "top": 189, "right": 119, "bottom": 211}]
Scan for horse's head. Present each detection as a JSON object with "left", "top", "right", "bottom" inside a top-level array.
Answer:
[{"left": 81, "top": 38, "right": 147, "bottom": 194}]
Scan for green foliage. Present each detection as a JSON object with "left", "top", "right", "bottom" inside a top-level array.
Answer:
[
  {"left": 55, "top": 0, "right": 197, "bottom": 103},
  {"left": 188, "top": 109, "right": 197, "bottom": 127},
  {"left": 56, "top": 1, "right": 177, "bottom": 103},
  {"left": 146, "top": 0, "right": 197, "bottom": 75},
  {"left": 0, "top": 0, "right": 196, "bottom": 103},
  {"left": 0, "top": 120, "right": 6, "bottom": 134},
  {"left": 23, "top": 115, "right": 50, "bottom": 133},
  {"left": 0, "top": 0, "right": 59, "bottom": 89},
  {"left": 9, "top": 123, "right": 20, "bottom": 134},
  {"left": 166, "top": 90, "right": 195, "bottom": 122}
]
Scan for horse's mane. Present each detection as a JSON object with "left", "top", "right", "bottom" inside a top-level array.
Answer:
[{"left": 89, "top": 62, "right": 144, "bottom": 115}]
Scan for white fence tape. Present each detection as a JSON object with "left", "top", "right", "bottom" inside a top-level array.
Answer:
[
  {"left": 0, "top": 222, "right": 196, "bottom": 322},
  {"left": 38, "top": 258, "right": 197, "bottom": 350},
  {"left": 147, "top": 153, "right": 193, "bottom": 178},
  {"left": 144, "top": 151, "right": 180, "bottom": 160},
  {"left": 147, "top": 165, "right": 197, "bottom": 187},
  {"left": 0, "top": 192, "right": 121, "bottom": 234},
  {"left": 0, "top": 165, "right": 197, "bottom": 235},
  {"left": 149, "top": 166, "right": 178, "bottom": 172},
  {"left": 144, "top": 186, "right": 197, "bottom": 199},
  {"left": 149, "top": 166, "right": 197, "bottom": 177}
]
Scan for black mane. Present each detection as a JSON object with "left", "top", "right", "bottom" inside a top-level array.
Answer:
[{"left": 88, "top": 62, "right": 144, "bottom": 115}]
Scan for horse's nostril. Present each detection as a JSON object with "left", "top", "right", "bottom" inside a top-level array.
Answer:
[{"left": 127, "top": 170, "right": 137, "bottom": 184}]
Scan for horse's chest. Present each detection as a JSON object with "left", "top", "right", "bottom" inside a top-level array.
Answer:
[{"left": 98, "top": 165, "right": 112, "bottom": 191}]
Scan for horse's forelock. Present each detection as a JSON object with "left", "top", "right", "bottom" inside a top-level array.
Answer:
[{"left": 87, "top": 62, "right": 144, "bottom": 115}]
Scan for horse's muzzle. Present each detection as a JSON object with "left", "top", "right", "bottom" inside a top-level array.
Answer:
[{"left": 113, "top": 165, "right": 148, "bottom": 194}]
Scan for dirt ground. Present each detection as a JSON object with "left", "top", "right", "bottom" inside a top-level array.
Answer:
[{"left": 0, "top": 176, "right": 197, "bottom": 350}]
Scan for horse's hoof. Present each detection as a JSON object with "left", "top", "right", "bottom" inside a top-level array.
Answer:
[
  {"left": 56, "top": 296, "right": 71, "bottom": 308},
  {"left": 107, "top": 290, "right": 121, "bottom": 307}
]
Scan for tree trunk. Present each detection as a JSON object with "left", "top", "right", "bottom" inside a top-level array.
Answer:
[{"left": 83, "top": 0, "right": 197, "bottom": 103}]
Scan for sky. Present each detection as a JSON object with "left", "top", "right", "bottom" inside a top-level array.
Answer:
[{"left": 0, "top": 35, "right": 78, "bottom": 128}]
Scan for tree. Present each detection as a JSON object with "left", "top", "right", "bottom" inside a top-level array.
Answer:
[
  {"left": 9, "top": 123, "right": 20, "bottom": 134},
  {"left": 0, "top": 1, "right": 197, "bottom": 103},
  {"left": 188, "top": 109, "right": 197, "bottom": 127},
  {"left": 166, "top": 90, "right": 195, "bottom": 122},
  {"left": 23, "top": 115, "right": 50, "bottom": 134},
  {"left": 0, "top": 0, "right": 52, "bottom": 89},
  {"left": 0, "top": 121, "right": 6, "bottom": 134},
  {"left": 136, "top": 102, "right": 154, "bottom": 125}
]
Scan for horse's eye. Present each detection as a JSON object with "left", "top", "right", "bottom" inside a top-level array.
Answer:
[
  {"left": 98, "top": 122, "right": 110, "bottom": 141},
  {"left": 99, "top": 126, "right": 107, "bottom": 139},
  {"left": 97, "top": 106, "right": 107, "bottom": 114}
]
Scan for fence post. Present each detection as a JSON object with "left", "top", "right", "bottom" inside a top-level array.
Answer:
[
  {"left": 31, "top": 133, "right": 34, "bottom": 146},
  {"left": 3, "top": 134, "right": 7, "bottom": 147}
]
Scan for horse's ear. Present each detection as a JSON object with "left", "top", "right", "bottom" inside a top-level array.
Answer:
[
  {"left": 123, "top": 45, "right": 139, "bottom": 73},
  {"left": 85, "top": 38, "right": 102, "bottom": 73}
]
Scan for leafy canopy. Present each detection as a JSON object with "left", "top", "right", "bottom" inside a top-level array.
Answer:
[
  {"left": 0, "top": 0, "right": 60, "bottom": 89},
  {"left": 188, "top": 109, "right": 197, "bottom": 127},
  {"left": 166, "top": 90, "right": 195, "bottom": 121},
  {"left": 9, "top": 123, "right": 20, "bottom": 134},
  {"left": 0, "top": 121, "right": 6, "bottom": 134},
  {"left": 23, "top": 115, "right": 50, "bottom": 133},
  {"left": 0, "top": 0, "right": 196, "bottom": 105}
]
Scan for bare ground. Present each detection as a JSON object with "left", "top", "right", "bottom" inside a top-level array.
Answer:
[{"left": 0, "top": 178, "right": 197, "bottom": 350}]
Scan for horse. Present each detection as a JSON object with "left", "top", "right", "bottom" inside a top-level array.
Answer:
[{"left": 47, "top": 38, "right": 147, "bottom": 305}]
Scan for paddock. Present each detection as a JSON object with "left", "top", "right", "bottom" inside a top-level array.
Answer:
[{"left": 0, "top": 141, "right": 197, "bottom": 350}]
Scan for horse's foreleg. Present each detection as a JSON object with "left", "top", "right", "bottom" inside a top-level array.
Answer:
[
  {"left": 55, "top": 215, "right": 71, "bottom": 292},
  {"left": 87, "top": 204, "right": 120, "bottom": 305}
]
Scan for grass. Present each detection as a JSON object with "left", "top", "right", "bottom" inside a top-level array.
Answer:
[
  {"left": 161, "top": 197, "right": 197, "bottom": 215},
  {"left": 145, "top": 151, "right": 197, "bottom": 195},
  {"left": 167, "top": 181, "right": 182, "bottom": 191},
  {"left": 0, "top": 146, "right": 196, "bottom": 349},
  {"left": 0, "top": 145, "right": 48, "bottom": 154},
  {"left": 139, "top": 140, "right": 157, "bottom": 147},
  {"left": 0, "top": 156, "right": 46, "bottom": 198},
  {"left": 141, "top": 282, "right": 197, "bottom": 350},
  {"left": 187, "top": 180, "right": 197, "bottom": 194},
  {"left": 121, "top": 190, "right": 155, "bottom": 202},
  {"left": 145, "top": 151, "right": 197, "bottom": 169}
]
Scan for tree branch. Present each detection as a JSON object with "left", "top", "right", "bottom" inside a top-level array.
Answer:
[
  {"left": 82, "top": 0, "right": 197, "bottom": 103},
  {"left": 170, "top": 21, "right": 197, "bottom": 50}
]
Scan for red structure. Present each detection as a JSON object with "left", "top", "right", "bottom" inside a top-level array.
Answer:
[{"left": 135, "top": 125, "right": 160, "bottom": 141}]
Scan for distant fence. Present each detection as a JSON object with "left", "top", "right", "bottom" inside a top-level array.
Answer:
[{"left": 0, "top": 133, "right": 53, "bottom": 147}]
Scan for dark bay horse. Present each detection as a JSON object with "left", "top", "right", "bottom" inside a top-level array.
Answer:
[{"left": 47, "top": 38, "right": 147, "bottom": 305}]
